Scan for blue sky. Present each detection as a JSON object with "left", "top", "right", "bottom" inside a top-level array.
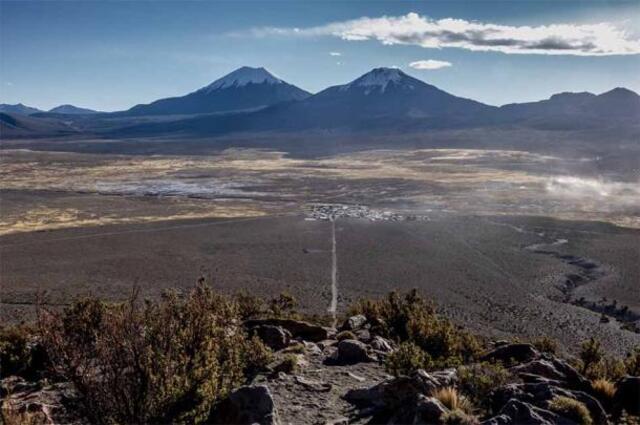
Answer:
[{"left": 1, "top": 1, "right": 639, "bottom": 111}]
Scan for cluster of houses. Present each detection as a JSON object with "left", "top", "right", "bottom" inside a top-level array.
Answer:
[{"left": 305, "top": 203, "right": 424, "bottom": 222}]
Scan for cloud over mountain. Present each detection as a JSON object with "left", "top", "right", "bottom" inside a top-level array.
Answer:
[
  {"left": 409, "top": 59, "right": 452, "bottom": 70},
  {"left": 241, "top": 12, "right": 640, "bottom": 56}
]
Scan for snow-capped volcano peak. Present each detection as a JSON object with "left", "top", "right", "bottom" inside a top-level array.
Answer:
[
  {"left": 342, "top": 67, "right": 412, "bottom": 94},
  {"left": 204, "top": 66, "right": 283, "bottom": 92}
]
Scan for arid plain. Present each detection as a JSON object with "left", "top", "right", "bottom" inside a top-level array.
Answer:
[{"left": 1, "top": 144, "right": 639, "bottom": 354}]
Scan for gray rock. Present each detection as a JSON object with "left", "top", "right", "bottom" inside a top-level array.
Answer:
[
  {"left": 512, "top": 358, "right": 589, "bottom": 391},
  {"left": 341, "top": 314, "right": 368, "bottom": 331},
  {"left": 482, "top": 343, "right": 540, "bottom": 364},
  {"left": 370, "top": 336, "right": 393, "bottom": 353},
  {"left": 492, "top": 399, "right": 558, "bottom": 425},
  {"left": 614, "top": 376, "right": 640, "bottom": 416},
  {"left": 355, "top": 329, "right": 371, "bottom": 343},
  {"left": 334, "top": 339, "right": 375, "bottom": 365},
  {"left": 294, "top": 376, "right": 332, "bottom": 392},
  {"left": 245, "top": 318, "right": 329, "bottom": 342},
  {"left": 302, "top": 341, "right": 323, "bottom": 356},
  {"left": 208, "top": 385, "right": 280, "bottom": 425},
  {"left": 252, "top": 325, "right": 291, "bottom": 350},
  {"left": 413, "top": 395, "right": 449, "bottom": 423},
  {"left": 0, "top": 377, "right": 85, "bottom": 425}
]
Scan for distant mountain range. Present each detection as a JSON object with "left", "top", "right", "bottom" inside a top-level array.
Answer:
[
  {"left": 0, "top": 103, "right": 99, "bottom": 116},
  {"left": 1, "top": 66, "right": 639, "bottom": 140}
]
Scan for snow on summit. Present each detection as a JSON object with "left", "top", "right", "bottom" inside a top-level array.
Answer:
[
  {"left": 342, "top": 67, "right": 412, "bottom": 94},
  {"left": 204, "top": 67, "right": 283, "bottom": 91}
]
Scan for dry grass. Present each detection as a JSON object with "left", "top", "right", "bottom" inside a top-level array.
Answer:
[
  {"left": 590, "top": 379, "right": 616, "bottom": 405},
  {"left": 548, "top": 396, "right": 593, "bottom": 425},
  {"left": 432, "top": 387, "right": 474, "bottom": 415}
]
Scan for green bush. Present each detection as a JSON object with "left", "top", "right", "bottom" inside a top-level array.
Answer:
[
  {"left": 457, "top": 361, "right": 513, "bottom": 411},
  {"left": 532, "top": 336, "right": 558, "bottom": 355},
  {"left": 624, "top": 346, "right": 640, "bottom": 376},
  {"left": 0, "top": 325, "right": 45, "bottom": 379},
  {"left": 38, "top": 285, "right": 272, "bottom": 425},
  {"left": 385, "top": 341, "right": 432, "bottom": 376},
  {"left": 349, "top": 290, "right": 482, "bottom": 367},
  {"left": 578, "top": 338, "right": 604, "bottom": 379},
  {"left": 548, "top": 396, "right": 593, "bottom": 425}
]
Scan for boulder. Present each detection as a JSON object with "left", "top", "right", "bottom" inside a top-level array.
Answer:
[
  {"left": 341, "top": 314, "right": 367, "bottom": 331},
  {"left": 482, "top": 343, "right": 540, "bottom": 364},
  {"left": 333, "top": 339, "right": 375, "bottom": 365},
  {"left": 208, "top": 385, "right": 280, "bottom": 425},
  {"left": 252, "top": 325, "right": 291, "bottom": 350},
  {"left": 355, "top": 329, "right": 371, "bottom": 343},
  {"left": 484, "top": 399, "right": 559, "bottom": 425},
  {"left": 511, "top": 358, "right": 589, "bottom": 390},
  {"left": 387, "top": 395, "right": 448, "bottom": 424},
  {"left": 370, "top": 336, "right": 394, "bottom": 353},
  {"left": 614, "top": 376, "right": 640, "bottom": 416},
  {"left": 0, "top": 377, "right": 85, "bottom": 425},
  {"left": 245, "top": 319, "right": 330, "bottom": 342}
]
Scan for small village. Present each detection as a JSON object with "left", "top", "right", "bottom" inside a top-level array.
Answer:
[{"left": 305, "top": 203, "right": 427, "bottom": 222}]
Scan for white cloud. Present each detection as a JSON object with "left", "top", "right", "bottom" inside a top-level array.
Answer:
[
  {"left": 329, "top": 51, "right": 342, "bottom": 56},
  {"left": 409, "top": 59, "right": 452, "bottom": 70},
  {"left": 240, "top": 12, "right": 640, "bottom": 56}
]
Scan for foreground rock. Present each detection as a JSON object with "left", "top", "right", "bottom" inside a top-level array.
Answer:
[
  {"left": 208, "top": 385, "right": 280, "bottom": 425},
  {"left": 245, "top": 318, "right": 330, "bottom": 342},
  {"left": 251, "top": 325, "right": 292, "bottom": 350},
  {"left": 328, "top": 339, "right": 377, "bottom": 365},
  {"left": 481, "top": 343, "right": 540, "bottom": 364},
  {"left": 0, "top": 377, "right": 85, "bottom": 425},
  {"left": 614, "top": 376, "right": 640, "bottom": 416}
]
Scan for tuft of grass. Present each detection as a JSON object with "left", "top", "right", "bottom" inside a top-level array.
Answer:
[
  {"left": 432, "top": 387, "right": 474, "bottom": 415},
  {"left": 548, "top": 396, "right": 593, "bottom": 425},
  {"left": 624, "top": 346, "right": 640, "bottom": 376},
  {"left": 336, "top": 330, "right": 357, "bottom": 341},
  {"left": 590, "top": 378, "right": 616, "bottom": 409},
  {"left": 281, "top": 342, "right": 305, "bottom": 354},
  {"left": 273, "top": 353, "right": 299, "bottom": 375}
]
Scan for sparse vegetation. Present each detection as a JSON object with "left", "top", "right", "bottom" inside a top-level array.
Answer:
[
  {"left": 273, "top": 353, "right": 300, "bottom": 375},
  {"left": 590, "top": 378, "right": 616, "bottom": 409},
  {"left": 350, "top": 290, "right": 482, "bottom": 369},
  {"left": 37, "top": 284, "right": 272, "bottom": 425},
  {"left": 457, "top": 362, "right": 513, "bottom": 411},
  {"left": 385, "top": 341, "right": 432, "bottom": 376},
  {"left": 578, "top": 338, "right": 604, "bottom": 378},
  {"left": 624, "top": 346, "right": 640, "bottom": 376},
  {"left": 532, "top": 336, "right": 558, "bottom": 355},
  {"left": 548, "top": 396, "right": 593, "bottom": 425},
  {"left": 441, "top": 409, "right": 480, "bottom": 425}
]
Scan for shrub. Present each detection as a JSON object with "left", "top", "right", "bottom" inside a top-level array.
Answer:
[
  {"left": 624, "top": 346, "right": 640, "bottom": 376},
  {"left": 441, "top": 409, "right": 480, "bottom": 425},
  {"left": 336, "top": 331, "right": 357, "bottom": 341},
  {"left": 548, "top": 396, "right": 593, "bottom": 425},
  {"left": 600, "top": 356, "right": 626, "bottom": 381},
  {"left": 349, "top": 290, "right": 482, "bottom": 367},
  {"left": 273, "top": 354, "right": 299, "bottom": 375},
  {"left": 0, "top": 325, "right": 32, "bottom": 379},
  {"left": 532, "top": 336, "right": 558, "bottom": 355},
  {"left": 579, "top": 338, "right": 604, "bottom": 378},
  {"left": 432, "top": 387, "right": 474, "bottom": 414},
  {"left": 385, "top": 341, "right": 432, "bottom": 376},
  {"left": 268, "top": 292, "right": 298, "bottom": 318},
  {"left": 234, "top": 291, "right": 265, "bottom": 320},
  {"left": 590, "top": 379, "right": 616, "bottom": 410},
  {"left": 457, "top": 362, "right": 512, "bottom": 411},
  {"left": 38, "top": 285, "right": 272, "bottom": 425}
]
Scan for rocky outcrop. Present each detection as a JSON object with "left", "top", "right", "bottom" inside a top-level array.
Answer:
[
  {"left": 208, "top": 385, "right": 280, "bottom": 425},
  {"left": 482, "top": 399, "right": 561, "bottom": 425},
  {"left": 0, "top": 377, "right": 85, "bottom": 425},
  {"left": 491, "top": 382, "right": 607, "bottom": 425},
  {"left": 245, "top": 319, "right": 330, "bottom": 342},
  {"left": 511, "top": 357, "right": 589, "bottom": 390},
  {"left": 329, "top": 339, "right": 376, "bottom": 365}
]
